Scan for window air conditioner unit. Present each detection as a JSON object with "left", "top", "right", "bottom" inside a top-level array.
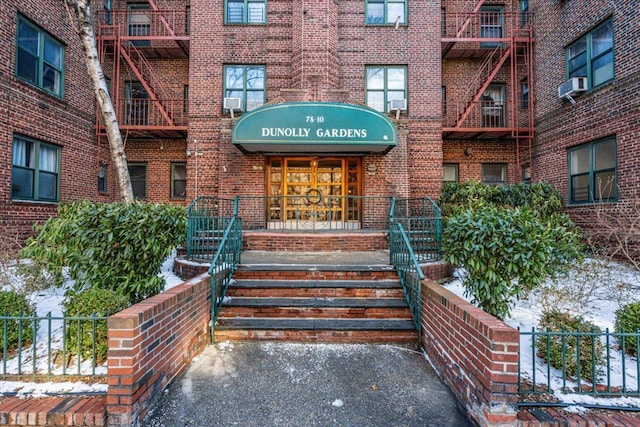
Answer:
[
  {"left": 223, "top": 97, "right": 242, "bottom": 110},
  {"left": 390, "top": 98, "right": 407, "bottom": 111},
  {"left": 558, "top": 77, "right": 588, "bottom": 99}
]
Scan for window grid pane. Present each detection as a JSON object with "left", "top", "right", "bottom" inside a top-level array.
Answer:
[
  {"left": 224, "top": 65, "right": 265, "bottom": 111},
  {"left": 568, "top": 137, "right": 617, "bottom": 204},
  {"left": 226, "top": 0, "right": 266, "bottom": 23},
  {"left": 12, "top": 136, "right": 60, "bottom": 202},
  {"left": 16, "top": 17, "right": 64, "bottom": 96}
]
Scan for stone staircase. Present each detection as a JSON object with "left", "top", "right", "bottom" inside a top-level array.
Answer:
[{"left": 213, "top": 262, "right": 419, "bottom": 346}]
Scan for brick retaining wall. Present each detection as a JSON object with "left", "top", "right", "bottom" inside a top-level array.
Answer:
[
  {"left": 106, "top": 274, "right": 211, "bottom": 427},
  {"left": 421, "top": 280, "right": 519, "bottom": 427}
]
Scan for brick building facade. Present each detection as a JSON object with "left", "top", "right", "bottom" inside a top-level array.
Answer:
[{"left": 0, "top": 0, "right": 637, "bottom": 243}]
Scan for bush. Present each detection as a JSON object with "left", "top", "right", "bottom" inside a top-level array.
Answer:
[
  {"left": 21, "top": 201, "right": 187, "bottom": 304},
  {"left": 444, "top": 206, "right": 583, "bottom": 319},
  {"left": 440, "top": 181, "right": 563, "bottom": 218},
  {"left": 614, "top": 301, "right": 640, "bottom": 356},
  {"left": 536, "top": 310, "right": 604, "bottom": 383},
  {"left": 63, "top": 288, "right": 129, "bottom": 364},
  {"left": 0, "top": 290, "right": 36, "bottom": 351}
]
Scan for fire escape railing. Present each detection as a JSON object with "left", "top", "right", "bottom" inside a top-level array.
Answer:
[
  {"left": 95, "top": 9, "right": 189, "bottom": 137},
  {"left": 442, "top": 11, "right": 534, "bottom": 138}
]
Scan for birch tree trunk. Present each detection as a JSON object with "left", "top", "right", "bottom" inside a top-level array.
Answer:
[{"left": 65, "top": 0, "right": 134, "bottom": 203}]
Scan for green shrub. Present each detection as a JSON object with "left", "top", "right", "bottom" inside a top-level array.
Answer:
[
  {"left": 536, "top": 310, "right": 604, "bottom": 383},
  {"left": 444, "top": 206, "right": 583, "bottom": 319},
  {"left": 614, "top": 301, "right": 640, "bottom": 356},
  {"left": 63, "top": 288, "right": 129, "bottom": 364},
  {"left": 0, "top": 290, "right": 36, "bottom": 351},
  {"left": 21, "top": 201, "right": 187, "bottom": 304},
  {"left": 440, "top": 181, "right": 563, "bottom": 218}
]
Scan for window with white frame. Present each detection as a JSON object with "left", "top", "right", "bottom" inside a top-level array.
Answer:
[
  {"left": 226, "top": 0, "right": 266, "bottom": 24},
  {"left": 482, "top": 163, "right": 507, "bottom": 186},
  {"left": 16, "top": 16, "right": 64, "bottom": 97},
  {"left": 567, "top": 19, "right": 613, "bottom": 88},
  {"left": 224, "top": 65, "right": 265, "bottom": 112},
  {"left": 366, "top": 0, "right": 406, "bottom": 25},
  {"left": 365, "top": 66, "right": 407, "bottom": 113},
  {"left": 12, "top": 135, "right": 60, "bottom": 202},
  {"left": 568, "top": 137, "right": 617, "bottom": 204}
]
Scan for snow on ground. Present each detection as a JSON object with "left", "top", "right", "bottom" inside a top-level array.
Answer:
[
  {"left": 444, "top": 258, "right": 640, "bottom": 409},
  {"left": 0, "top": 252, "right": 185, "bottom": 396},
  {"left": 3, "top": 252, "right": 639, "bottom": 409}
]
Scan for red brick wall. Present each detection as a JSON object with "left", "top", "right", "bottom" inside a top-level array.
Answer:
[
  {"left": 106, "top": 274, "right": 210, "bottom": 427},
  {"left": 421, "top": 281, "right": 519, "bottom": 427},
  {"left": 0, "top": 0, "right": 111, "bottom": 242},
  {"left": 242, "top": 231, "right": 389, "bottom": 251},
  {"left": 530, "top": 0, "right": 640, "bottom": 234}
]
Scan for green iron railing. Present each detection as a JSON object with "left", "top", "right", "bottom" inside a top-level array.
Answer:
[
  {"left": 208, "top": 216, "right": 242, "bottom": 341},
  {"left": 236, "top": 195, "right": 393, "bottom": 231},
  {"left": 1, "top": 313, "right": 108, "bottom": 379},
  {"left": 187, "top": 197, "right": 236, "bottom": 260},
  {"left": 391, "top": 197, "right": 443, "bottom": 262},
  {"left": 389, "top": 222, "right": 425, "bottom": 336},
  {"left": 519, "top": 327, "right": 640, "bottom": 396}
]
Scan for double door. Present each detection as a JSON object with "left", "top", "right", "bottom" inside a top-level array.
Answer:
[{"left": 267, "top": 157, "right": 361, "bottom": 227}]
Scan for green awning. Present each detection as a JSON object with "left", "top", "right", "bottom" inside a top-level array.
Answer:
[{"left": 232, "top": 102, "right": 397, "bottom": 154}]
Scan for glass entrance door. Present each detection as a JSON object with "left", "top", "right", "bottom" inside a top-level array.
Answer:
[{"left": 267, "top": 157, "right": 361, "bottom": 229}]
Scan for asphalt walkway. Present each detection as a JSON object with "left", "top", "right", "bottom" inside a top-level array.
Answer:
[{"left": 142, "top": 342, "right": 474, "bottom": 427}]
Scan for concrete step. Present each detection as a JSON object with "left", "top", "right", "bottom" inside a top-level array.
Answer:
[{"left": 214, "top": 264, "right": 418, "bottom": 345}]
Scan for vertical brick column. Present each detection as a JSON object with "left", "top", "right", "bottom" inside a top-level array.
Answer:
[
  {"left": 106, "top": 274, "right": 211, "bottom": 427},
  {"left": 421, "top": 280, "right": 519, "bottom": 427}
]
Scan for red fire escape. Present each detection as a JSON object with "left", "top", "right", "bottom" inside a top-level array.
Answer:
[
  {"left": 96, "top": 0, "right": 189, "bottom": 139},
  {"left": 442, "top": 0, "right": 534, "bottom": 166}
]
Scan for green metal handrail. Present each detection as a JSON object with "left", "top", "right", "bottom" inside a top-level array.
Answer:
[
  {"left": 389, "top": 222, "right": 425, "bottom": 336},
  {"left": 1, "top": 312, "right": 108, "bottom": 379},
  {"left": 187, "top": 197, "right": 236, "bottom": 260},
  {"left": 391, "top": 197, "right": 443, "bottom": 262},
  {"left": 236, "top": 195, "right": 393, "bottom": 231},
  {"left": 519, "top": 327, "right": 640, "bottom": 396},
  {"left": 208, "top": 216, "right": 242, "bottom": 342}
]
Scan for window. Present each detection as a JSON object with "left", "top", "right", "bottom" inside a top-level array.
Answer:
[
  {"left": 128, "top": 163, "right": 147, "bottom": 199},
  {"left": 522, "top": 165, "right": 531, "bottom": 184},
  {"left": 128, "top": 4, "right": 151, "bottom": 47},
  {"left": 366, "top": 66, "right": 407, "bottom": 113},
  {"left": 443, "top": 164, "right": 458, "bottom": 183},
  {"left": 519, "top": 0, "right": 529, "bottom": 27},
  {"left": 171, "top": 163, "right": 187, "bottom": 199},
  {"left": 520, "top": 81, "right": 529, "bottom": 109},
  {"left": 185, "top": 5, "right": 191, "bottom": 34},
  {"left": 366, "top": 0, "right": 406, "bottom": 25},
  {"left": 12, "top": 135, "right": 60, "bottom": 202},
  {"left": 481, "top": 84, "right": 505, "bottom": 127},
  {"left": 567, "top": 19, "right": 613, "bottom": 88},
  {"left": 184, "top": 84, "right": 189, "bottom": 114},
  {"left": 225, "top": 0, "right": 266, "bottom": 24},
  {"left": 441, "top": 86, "right": 446, "bottom": 116},
  {"left": 104, "top": 0, "right": 112, "bottom": 24},
  {"left": 568, "top": 137, "right": 617, "bottom": 204},
  {"left": 482, "top": 164, "right": 507, "bottom": 186},
  {"left": 16, "top": 16, "right": 64, "bottom": 97},
  {"left": 224, "top": 65, "right": 265, "bottom": 111},
  {"left": 98, "top": 164, "right": 108, "bottom": 193},
  {"left": 126, "top": 82, "right": 149, "bottom": 125},
  {"left": 480, "top": 7, "right": 503, "bottom": 48}
]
